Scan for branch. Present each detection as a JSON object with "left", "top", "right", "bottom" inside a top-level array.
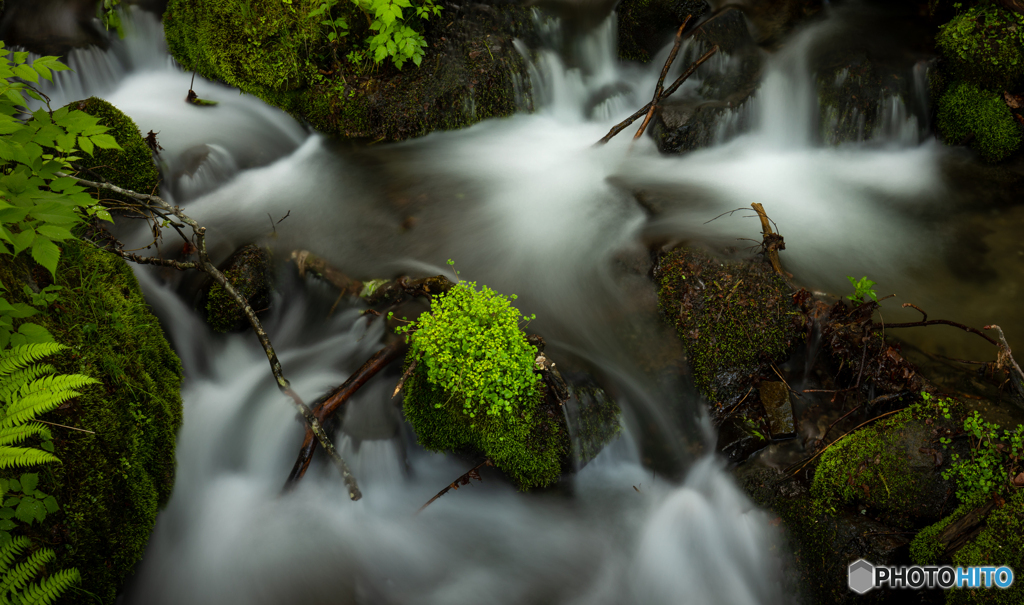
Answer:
[
  {"left": 61, "top": 172, "right": 363, "bottom": 500},
  {"left": 417, "top": 459, "right": 493, "bottom": 514},
  {"left": 596, "top": 45, "right": 719, "bottom": 145},
  {"left": 284, "top": 338, "right": 408, "bottom": 487},
  {"left": 633, "top": 16, "right": 691, "bottom": 141}
]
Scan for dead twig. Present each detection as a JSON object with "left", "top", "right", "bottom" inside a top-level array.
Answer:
[
  {"left": 61, "top": 172, "right": 363, "bottom": 500},
  {"left": 750, "top": 202, "right": 785, "bottom": 275},
  {"left": 285, "top": 338, "right": 409, "bottom": 487},
  {"left": 633, "top": 17, "right": 691, "bottom": 141},
  {"left": 875, "top": 317, "right": 998, "bottom": 346},
  {"left": 596, "top": 45, "right": 719, "bottom": 145},
  {"left": 416, "top": 459, "right": 493, "bottom": 514}
]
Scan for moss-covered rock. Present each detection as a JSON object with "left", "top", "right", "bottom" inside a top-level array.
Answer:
[
  {"left": 654, "top": 247, "right": 801, "bottom": 405},
  {"left": 810, "top": 398, "right": 961, "bottom": 527},
  {"left": 616, "top": 0, "right": 709, "bottom": 63},
  {"left": 70, "top": 97, "right": 161, "bottom": 202},
  {"left": 162, "top": 0, "right": 533, "bottom": 141},
  {"left": 0, "top": 239, "right": 183, "bottom": 605},
  {"left": 201, "top": 244, "right": 272, "bottom": 333},
  {"left": 937, "top": 80, "right": 1023, "bottom": 162},
  {"left": 936, "top": 2, "right": 1024, "bottom": 92}
]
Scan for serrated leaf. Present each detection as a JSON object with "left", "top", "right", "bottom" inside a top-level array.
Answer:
[
  {"left": 18, "top": 473, "right": 37, "bottom": 493},
  {"left": 77, "top": 135, "right": 94, "bottom": 156},
  {"left": 14, "top": 497, "right": 45, "bottom": 524},
  {"left": 15, "top": 322, "right": 53, "bottom": 344},
  {"left": 30, "top": 236, "right": 60, "bottom": 278},
  {"left": 35, "top": 225, "right": 73, "bottom": 241},
  {"left": 88, "top": 133, "right": 120, "bottom": 150},
  {"left": 43, "top": 495, "right": 58, "bottom": 513},
  {"left": 0, "top": 520, "right": 14, "bottom": 531},
  {"left": 10, "top": 229, "right": 34, "bottom": 256}
]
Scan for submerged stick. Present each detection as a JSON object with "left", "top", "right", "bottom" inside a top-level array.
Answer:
[
  {"left": 633, "top": 16, "right": 691, "bottom": 141},
  {"left": 62, "top": 173, "right": 363, "bottom": 500},
  {"left": 417, "top": 459, "right": 493, "bottom": 514},
  {"left": 285, "top": 338, "right": 409, "bottom": 487},
  {"left": 595, "top": 45, "right": 719, "bottom": 145}
]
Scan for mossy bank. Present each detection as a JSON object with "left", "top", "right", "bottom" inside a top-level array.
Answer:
[
  {"left": 162, "top": 0, "right": 535, "bottom": 141},
  {"left": 0, "top": 239, "right": 183, "bottom": 605}
]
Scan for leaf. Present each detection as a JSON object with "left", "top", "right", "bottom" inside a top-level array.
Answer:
[
  {"left": 14, "top": 497, "right": 45, "bottom": 524},
  {"left": 77, "top": 135, "right": 94, "bottom": 157},
  {"left": 14, "top": 323, "right": 53, "bottom": 345},
  {"left": 88, "top": 133, "right": 121, "bottom": 150},
  {"left": 10, "top": 229, "right": 34, "bottom": 256},
  {"left": 0, "top": 520, "right": 13, "bottom": 531},
  {"left": 42, "top": 495, "right": 57, "bottom": 513},
  {"left": 35, "top": 225, "right": 73, "bottom": 241},
  {"left": 30, "top": 237, "right": 60, "bottom": 278},
  {"left": 18, "top": 473, "right": 37, "bottom": 493}
]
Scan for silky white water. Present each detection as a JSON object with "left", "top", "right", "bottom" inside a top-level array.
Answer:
[{"left": 30, "top": 3, "right": 1021, "bottom": 603}]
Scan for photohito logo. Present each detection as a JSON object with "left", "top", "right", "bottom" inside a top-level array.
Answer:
[{"left": 848, "top": 559, "right": 1014, "bottom": 593}]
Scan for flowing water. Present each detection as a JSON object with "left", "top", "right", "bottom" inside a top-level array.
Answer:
[{"left": 25, "top": 3, "right": 1024, "bottom": 603}]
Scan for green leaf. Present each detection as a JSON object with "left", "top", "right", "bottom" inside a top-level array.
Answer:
[
  {"left": 77, "top": 135, "right": 94, "bottom": 156},
  {"left": 88, "top": 133, "right": 121, "bottom": 150},
  {"left": 0, "top": 519, "right": 14, "bottom": 531},
  {"left": 30, "top": 236, "right": 60, "bottom": 278},
  {"left": 14, "top": 496, "right": 45, "bottom": 524},
  {"left": 15, "top": 322, "right": 53, "bottom": 344},
  {"left": 35, "top": 225, "right": 73, "bottom": 241},
  {"left": 18, "top": 473, "right": 37, "bottom": 493},
  {"left": 10, "top": 229, "right": 34, "bottom": 255},
  {"left": 7, "top": 479, "right": 20, "bottom": 492}
]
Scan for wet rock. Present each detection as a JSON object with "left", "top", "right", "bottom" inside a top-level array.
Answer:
[
  {"left": 654, "top": 246, "right": 804, "bottom": 407},
  {"left": 164, "top": 0, "right": 536, "bottom": 142},
  {"left": 0, "top": 0, "right": 108, "bottom": 56},
  {"left": 736, "top": 0, "right": 824, "bottom": 48},
  {"left": 760, "top": 381, "right": 795, "bottom": 438},
  {"left": 649, "top": 7, "right": 763, "bottom": 154},
  {"left": 737, "top": 465, "right": 913, "bottom": 605},
  {"left": 199, "top": 245, "right": 273, "bottom": 333},
  {"left": 999, "top": 0, "right": 1024, "bottom": 14},
  {"left": 616, "top": 0, "right": 710, "bottom": 63}
]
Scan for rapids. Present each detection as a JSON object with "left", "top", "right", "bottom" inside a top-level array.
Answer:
[{"left": 24, "top": 2, "right": 1022, "bottom": 603}]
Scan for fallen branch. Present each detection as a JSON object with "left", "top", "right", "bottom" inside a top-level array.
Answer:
[
  {"left": 284, "top": 337, "right": 409, "bottom": 487},
  {"left": 62, "top": 172, "right": 363, "bottom": 500},
  {"left": 750, "top": 202, "right": 785, "bottom": 275},
  {"left": 417, "top": 458, "right": 493, "bottom": 514},
  {"left": 633, "top": 17, "right": 691, "bottom": 141},
  {"left": 874, "top": 317, "right": 998, "bottom": 346},
  {"left": 596, "top": 45, "right": 719, "bottom": 145},
  {"left": 986, "top": 324, "right": 1024, "bottom": 399}
]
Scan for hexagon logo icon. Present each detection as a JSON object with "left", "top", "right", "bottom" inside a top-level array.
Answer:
[{"left": 848, "top": 559, "right": 875, "bottom": 594}]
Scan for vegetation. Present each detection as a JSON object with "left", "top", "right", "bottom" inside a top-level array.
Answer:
[
  {"left": 656, "top": 247, "right": 800, "bottom": 403},
  {"left": 0, "top": 47, "right": 182, "bottom": 604},
  {"left": 398, "top": 276, "right": 566, "bottom": 489},
  {"left": 845, "top": 275, "right": 877, "bottom": 303},
  {"left": 937, "top": 80, "right": 1022, "bottom": 162},
  {"left": 163, "top": 0, "right": 531, "bottom": 141},
  {"left": 936, "top": 2, "right": 1024, "bottom": 92},
  {"left": 72, "top": 97, "right": 161, "bottom": 204}
]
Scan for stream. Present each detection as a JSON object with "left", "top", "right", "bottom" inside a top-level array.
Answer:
[{"left": 26, "top": 3, "right": 1024, "bottom": 603}]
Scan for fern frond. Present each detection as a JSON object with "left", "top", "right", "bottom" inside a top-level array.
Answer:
[
  {"left": 0, "top": 375, "right": 97, "bottom": 430},
  {"left": 0, "top": 363, "right": 55, "bottom": 405},
  {"left": 17, "top": 374, "right": 99, "bottom": 400},
  {"left": 0, "top": 422, "right": 52, "bottom": 447},
  {"left": 0, "top": 344, "right": 66, "bottom": 379},
  {"left": 0, "top": 544, "right": 54, "bottom": 596},
  {"left": 0, "top": 446, "right": 60, "bottom": 470},
  {"left": 17, "top": 567, "right": 80, "bottom": 605},
  {"left": 0, "top": 536, "right": 30, "bottom": 574}
]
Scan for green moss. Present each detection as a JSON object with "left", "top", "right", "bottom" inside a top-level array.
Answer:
[
  {"left": 936, "top": 3, "right": 1024, "bottom": 92},
  {"left": 656, "top": 248, "right": 798, "bottom": 403},
  {"left": 937, "top": 80, "right": 1022, "bottom": 162},
  {"left": 204, "top": 245, "right": 272, "bottom": 333},
  {"left": 911, "top": 500, "right": 977, "bottom": 565},
  {"left": 400, "top": 281, "right": 566, "bottom": 489},
  {"left": 70, "top": 97, "right": 161, "bottom": 201},
  {"left": 0, "top": 239, "right": 183, "bottom": 604},
  {"left": 163, "top": 0, "right": 531, "bottom": 141},
  {"left": 948, "top": 489, "right": 1024, "bottom": 604},
  {"left": 403, "top": 364, "right": 566, "bottom": 489}
]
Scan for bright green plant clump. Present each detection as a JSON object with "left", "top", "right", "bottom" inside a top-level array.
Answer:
[
  {"left": 845, "top": 275, "right": 877, "bottom": 303},
  {"left": 936, "top": 3, "right": 1024, "bottom": 91},
  {"left": 399, "top": 279, "right": 567, "bottom": 489},
  {"left": 938, "top": 81, "right": 1022, "bottom": 162},
  {"left": 940, "top": 410, "right": 1024, "bottom": 506}
]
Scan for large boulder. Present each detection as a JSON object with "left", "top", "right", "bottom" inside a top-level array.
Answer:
[
  {"left": 163, "top": 0, "right": 535, "bottom": 141},
  {"left": 0, "top": 239, "right": 183, "bottom": 605}
]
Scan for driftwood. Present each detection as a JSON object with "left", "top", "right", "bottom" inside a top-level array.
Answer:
[
  {"left": 596, "top": 44, "right": 719, "bottom": 145},
  {"left": 62, "top": 173, "right": 363, "bottom": 500},
  {"left": 285, "top": 338, "right": 409, "bottom": 487},
  {"left": 750, "top": 202, "right": 785, "bottom": 276}
]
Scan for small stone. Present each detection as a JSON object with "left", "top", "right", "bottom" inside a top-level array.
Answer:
[{"left": 760, "top": 381, "right": 795, "bottom": 438}]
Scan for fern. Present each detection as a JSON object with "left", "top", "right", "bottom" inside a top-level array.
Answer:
[
  {"left": 0, "top": 344, "right": 66, "bottom": 379},
  {"left": 0, "top": 537, "right": 80, "bottom": 605},
  {"left": 0, "top": 344, "right": 84, "bottom": 602}
]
